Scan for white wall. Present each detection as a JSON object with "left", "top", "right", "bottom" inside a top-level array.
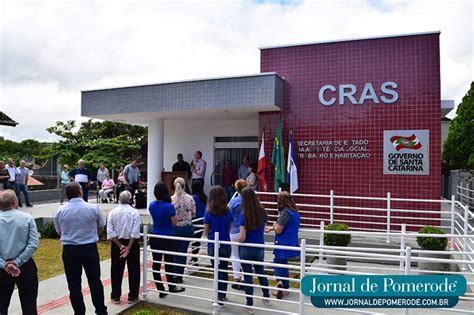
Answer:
[{"left": 163, "top": 119, "right": 258, "bottom": 192}]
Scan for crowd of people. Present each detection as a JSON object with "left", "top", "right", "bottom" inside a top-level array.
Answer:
[
  {"left": 0, "top": 154, "right": 300, "bottom": 315},
  {"left": 149, "top": 177, "right": 300, "bottom": 314},
  {"left": 0, "top": 159, "right": 34, "bottom": 207}
]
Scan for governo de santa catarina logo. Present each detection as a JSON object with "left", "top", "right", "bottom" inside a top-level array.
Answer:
[{"left": 390, "top": 134, "right": 422, "bottom": 151}]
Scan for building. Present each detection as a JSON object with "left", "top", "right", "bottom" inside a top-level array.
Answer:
[
  {"left": 0, "top": 111, "right": 18, "bottom": 127},
  {"left": 82, "top": 31, "right": 452, "bottom": 228}
]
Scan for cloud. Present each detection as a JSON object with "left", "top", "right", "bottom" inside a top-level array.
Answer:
[{"left": 0, "top": 0, "right": 472, "bottom": 141}]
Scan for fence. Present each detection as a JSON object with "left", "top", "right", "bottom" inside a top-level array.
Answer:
[
  {"left": 457, "top": 184, "right": 474, "bottom": 212},
  {"left": 137, "top": 192, "right": 473, "bottom": 314},
  {"left": 140, "top": 223, "right": 474, "bottom": 314},
  {"left": 257, "top": 191, "right": 472, "bottom": 246}
]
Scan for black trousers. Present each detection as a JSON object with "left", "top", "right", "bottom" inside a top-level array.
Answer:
[
  {"left": 128, "top": 182, "right": 139, "bottom": 204},
  {"left": 0, "top": 259, "right": 38, "bottom": 315},
  {"left": 62, "top": 243, "right": 107, "bottom": 315},
  {"left": 110, "top": 239, "right": 140, "bottom": 301},
  {"left": 149, "top": 237, "right": 177, "bottom": 291},
  {"left": 79, "top": 182, "right": 89, "bottom": 202}
]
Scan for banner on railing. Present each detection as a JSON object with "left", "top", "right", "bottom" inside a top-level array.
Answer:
[{"left": 302, "top": 275, "right": 466, "bottom": 308}]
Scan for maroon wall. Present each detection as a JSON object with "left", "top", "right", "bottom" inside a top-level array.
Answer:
[{"left": 259, "top": 33, "right": 441, "bottom": 230}]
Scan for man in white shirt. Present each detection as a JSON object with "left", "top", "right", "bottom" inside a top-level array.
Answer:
[
  {"left": 191, "top": 151, "right": 206, "bottom": 186},
  {"left": 106, "top": 191, "right": 141, "bottom": 304},
  {"left": 4, "top": 159, "right": 19, "bottom": 191}
]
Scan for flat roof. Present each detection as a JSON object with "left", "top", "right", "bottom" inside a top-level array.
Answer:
[
  {"left": 260, "top": 31, "right": 441, "bottom": 50},
  {"left": 81, "top": 73, "right": 285, "bottom": 123},
  {"left": 82, "top": 72, "right": 284, "bottom": 93}
]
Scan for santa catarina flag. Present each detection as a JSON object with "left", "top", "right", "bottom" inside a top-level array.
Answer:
[
  {"left": 257, "top": 132, "right": 267, "bottom": 191},
  {"left": 390, "top": 134, "right": 422, "bottom": 151},
  {"left": 271, "top": 119, "right": 286, "bottom": 192},
  {"left": 286, "top": 132, "right": 298, "bottom": 193}
]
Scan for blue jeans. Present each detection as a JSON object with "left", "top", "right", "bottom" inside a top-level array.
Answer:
[
  {"left": 224, "top": 186, "right": 235, "bottom": 201},
  {"left": 274, "top": 256, "right": 290, "bottom": 289},
  {"left": 239, "top": 246, "right": 270, "bottom": 306},
  {"left": 16, "top": 183, "right": 30, "bottom": 205},
  {"left": 208, "top": 244, "right": 231, "bottom": 300},
  {"left": 173, "top": 224, "right": 194, "bottom": 278},
  {"left": 79, "top": 182, "right": 89, "bottom": 202},
  {"left": 5, "top": 181, "right": 15, "bottom": 191}
]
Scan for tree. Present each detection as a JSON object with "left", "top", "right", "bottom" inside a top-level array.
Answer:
[
  {"left": 43, "top": 120, "right": 147, "bottom": 169},
  {"left": 0, "top": 138, "right": 49, "bottom": 164},
  {"left": 443, "top": 82, "right": 474, "bottom": 170}
]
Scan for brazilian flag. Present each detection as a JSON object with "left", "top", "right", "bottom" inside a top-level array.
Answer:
[{"left": 271, "top": 119, "right": 286, "bottom": 191}]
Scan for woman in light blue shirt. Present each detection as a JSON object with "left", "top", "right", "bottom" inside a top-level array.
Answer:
[
  {"left": 228, "top": 179, "right": 247, "bottom": 290},
  {"left": 60, "top": 164, "right": 70, "bottom": 204}
]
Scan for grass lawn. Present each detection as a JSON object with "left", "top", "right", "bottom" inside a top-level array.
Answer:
[
  {"left": 120, "top": 302, "right": 202, "bottom": 315},
  {"left": 35, "top": 238, "right": 111, "bottom": 281}
]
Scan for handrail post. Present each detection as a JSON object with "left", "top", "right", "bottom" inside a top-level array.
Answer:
[
  {"left": 399, "top": 224, "right": 406, "bottom": 273},
  {"left": 142, "top": 224, "right": 148, "bottom": 300},
  {"left": 450, "top": 195, "right": 455, "bottom": 250},
  {"left": 318, "top": 221, "right": 325, "bottom": 273},
  {"left": 386, "top": 192, "right": 391, "bottom": 243},
  {"left": 403, "top": 246, "right": 411, "bottom": 315},
  {"left": 299, "top": 239, "right": 307, "bottom": 315},
  {"left": 330, "top": 190, "right": 334, "bottom": 224},
  {"left": 212, "top": 232, "right": 220, "bottom": 312},
  {"left": 462, "top": 205, "right": 469, "bottom": 271}
]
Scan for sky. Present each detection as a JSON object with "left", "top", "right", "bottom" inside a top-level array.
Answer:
[{"left": 0, "top": 0, "right": 472, "bottom": 142}]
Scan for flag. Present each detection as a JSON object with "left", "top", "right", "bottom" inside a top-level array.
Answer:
[
  {"left": 271, "top": 119, "right": 286, "bottom": 192},
  {"left": 390, "top": 134, "right": 422, "bottom": 151},
  {"left": 257, "top": 132, "right": 267, "bottom": 191},
  {"left": 286, "top": 131, "right": 298, "bottom": 193}
]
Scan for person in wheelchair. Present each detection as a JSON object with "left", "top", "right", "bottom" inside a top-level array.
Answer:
[{"left": 99, "top": 174, "right": 115, "bottom": 203}]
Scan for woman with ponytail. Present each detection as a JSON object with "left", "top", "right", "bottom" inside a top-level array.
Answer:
[{"left": 171, "top": 177, "right": 196, "bottom": 283}]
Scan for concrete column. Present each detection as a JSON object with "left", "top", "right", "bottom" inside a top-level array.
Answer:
[{"left": 147, "top": 118, "right": 164, "bottom": 205}]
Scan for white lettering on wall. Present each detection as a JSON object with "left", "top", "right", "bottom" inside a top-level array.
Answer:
[
  {"left": 339, "top": 84, "right": 357, "bottom": 105},
  {"left": 380, "top": 81, "right": 399, "bottom": 103},
  {"left": 318, "top": 82, "right": 399, "bottom": 105},
  {"left": 319, "top": 85, "right": 337, "bottom": 106}
]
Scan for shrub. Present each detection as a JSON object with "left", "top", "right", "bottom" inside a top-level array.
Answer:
[
  {"left": 324, "top": 223, "right": 351, "bottom": 247},
  {"left": 416, "top": 226, "right": 448, "bottom": 250},
  {"left": 38, "top": 222, "right": 60, "bottom": 239}
]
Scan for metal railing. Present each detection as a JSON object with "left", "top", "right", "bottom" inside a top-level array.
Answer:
[
  {"left": 457, "top": 184, "right": 474, "bottom": 212},
  {"left": 140, "top": 221, "right": 474, "bottom": 314},
  {"left": 257, "top": 191, "right": 473, "bottom": 246}
]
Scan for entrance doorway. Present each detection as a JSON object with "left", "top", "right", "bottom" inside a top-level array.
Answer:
[{"left": 213, "top": 136, "right": 258, "bottom": 186}]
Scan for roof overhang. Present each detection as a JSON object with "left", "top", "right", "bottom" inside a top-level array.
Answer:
[
  {"left": 0, "top": 111, "right": 19, "bottom": 127},
  {"left": 441, "top": 100, "right": 455, "bottom": 118},
  {"left": 81, "top": 73, "right": 284, "bottom": 125}
]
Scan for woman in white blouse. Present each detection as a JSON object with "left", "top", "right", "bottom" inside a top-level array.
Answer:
[{"left": 171, "top": 177, "right": 196, "bottom": 283}]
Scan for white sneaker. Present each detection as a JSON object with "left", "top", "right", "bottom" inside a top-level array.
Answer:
[
  {"left": 244, "top": 306, "right": 256, "bottom": 314},
  {"left": 261, "top": 298, "right": 272, "bottom": 306},
  {"left": 185, "top": 265, "right": 197, "bottom": 275}
]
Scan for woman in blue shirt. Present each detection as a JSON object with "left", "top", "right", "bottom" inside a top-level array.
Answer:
[
  {"left": 190, "top": 181, "right": 207, "bottom": 264},
  {"left": 203, "top": 185, "right": 233, "bottom": 306},
  {"left": 228, "top": 179, "right": 247, "bottom": 290},
  {"left": 148, "top": 182, "right": 184, "bottom": 297},
  {"left": 237, "top": 187, "right": 271, "bottom": 313},
  {"left": 265, "top": 191, "right": 300, "bottom": 299}
]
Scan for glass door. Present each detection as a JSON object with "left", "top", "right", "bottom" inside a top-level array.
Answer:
[{"left": 213, "top": 136, "right": 258, "bottom": 186}]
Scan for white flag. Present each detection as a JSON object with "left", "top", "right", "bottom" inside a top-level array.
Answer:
[{"left": 287, "top": 132, "right": 298, "bottom": 193}]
